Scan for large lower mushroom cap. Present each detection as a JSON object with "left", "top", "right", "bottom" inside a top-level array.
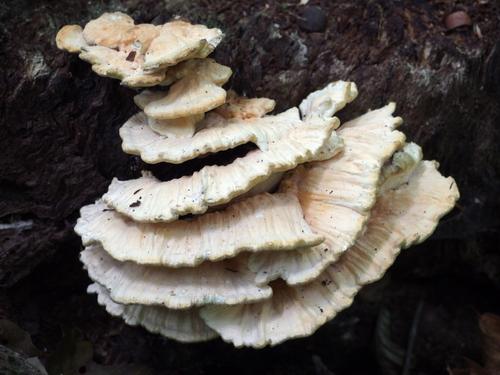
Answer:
[
  {"left": 88, "top": 283, "right": 217, "bottom": 342},
  {"left": 249, "top": 103, "right": 405, "bottom": 286},
  {"left": 160, "top": 58, "right": 232, "bottom": 87},
  {"left": 104, "top": 109, "right": 341, "bottom": 223},
  {"left": 121, "top": 106, "right": 334, "bottom": 165},
  {"left": 75, "top": 193, "right": 323, "bottom": 267},
  {"left": 81, "top": 244, "right": 272, "bottom": 309},
  {"left": 200, "top": 160, "right": 460, "bottom": 348}
]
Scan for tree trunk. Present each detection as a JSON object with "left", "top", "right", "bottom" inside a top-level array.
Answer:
[{"left": 1, "top": 0, "right": 499, "bottom": 373}]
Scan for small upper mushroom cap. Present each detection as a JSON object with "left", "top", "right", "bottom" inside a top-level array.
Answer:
[
  {"left": 56, "top": 25, "right": 87, "bottom": 53},
  {"left": 379, "top": 142, "right": 423, "bottom": 193},
  {"left": 82, "top": 12, "right": 134, "bottom": 47},
  {"left": 75, "top": 193, "right": 323, "bottom": 267},
  {"left": 141, "top": 59, "right": 232, "bottom": 120},
  {"left": 200, "top": 160, "right": 460, "bottom": 348},
  {"left": 81, "top": 244, "right": 272, "bottom": 309},
  {"left": 82, "top": 12, "right": 159, "bottom": 50},
  {"left": 133, "top": 88, "right": 204, "bottom": 138},
  {"left": 160, "top": 58, "right": 232, "bottom": 86},
  {"left": 55, "top": 13, "right": 223, "bottom": 87},
  {"left": 78, "top": 45, "right": 166, "bottom": 86},
  {"left": 88, "top": 283, "right": 217, "bottom": 342},
  {"left": 299, "top": 81, "right": 358, "bottom": 119},
  {"left": 104, "top": 109, "right": 341, "bottom": 222},
  {"left": 214, "top": 90, "right": 276, "bottom": 119},
  {"left": 143, "top": 20, "right": 223, "bottom": 71},
  {"left": 249, "top": 103, "right": 405, "bottom": 286}
]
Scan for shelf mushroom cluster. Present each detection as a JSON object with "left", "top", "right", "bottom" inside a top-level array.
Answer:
[{"left": 57, "top": 12, "right": 459, "bottom": 348}]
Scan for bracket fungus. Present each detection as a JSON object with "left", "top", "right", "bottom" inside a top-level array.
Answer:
[
  {"left": 81, "top": 245, "right": 272, "bottom": 309},
  {"left": 58, "top": 13, "right": 459, "bottom": 348},
  {"left": 133, "top": 90, "right": 205, "bottom": 139},
  {"left": 248, "top": 103, "right": 406, "bottom": 286},
  {"left": 140, "top": 59, "right": 232, "bottom": 120},
  {"left": 55, "top": 12, "right": 223, "bottom": 87},
  {"left": 104, "top": 110, "right": 341, "bottom": 222},
  {"left": 214, "top": 90, "right": 276, "bottom": 119},
  {"left": 75, "top": 193, "right": 323, "bottom": 267},
  {"left": 201, "top": 160, "right": 459, "bottom": 347},
  {"left": 88, "top": 283, "right": 217, "bottom": 343}
]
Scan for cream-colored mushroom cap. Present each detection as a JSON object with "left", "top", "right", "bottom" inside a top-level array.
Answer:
[
  {"left": 300, "top": 81, "right": 359, "bottom": 119},
  {"left": 82, "top": 12, "right": 137, "bottom": 48},
  {"left": 82, "top": 13, "right": 161, "bottom": 53},
  {"left": 133, "top": 90, "right": 203, "bottom": 138},
  {"left": 121, "top": 108, "right": 336, "bottom": 165},
  {"left": 142, "top": 59, "right": 232, "bottom": 120},
  {"left": 121, "top": 81, "right": 353, "bottom": 165},
  {"left": 104, "top": 109, "right": 342, "bottom": 222},
  {"left": 379, "top": 142, "right": 423, "bottom": 193},
  {"left": 55, "top": 13, "right": 224, "bottom": 87},
  {"left": 133, "top": 90, "right": 165, "bottom": 109},
  {"left": 129, "top": 89, "right": 275, "bottom": 139},
  {"left": 215, "top": 90, "right": 276, "bottom": 119},
  {"left": 144, "top": 21, "right": 223, "bottom": 71},
  {"left": 75, "top": 193, "right": 323, "bottom": 267},
  {"left": 56, "top": 25, "right": 87, "bottom": 53},
  {"left": 88, "top": 283, "right": 217, "bottom": 342},
  {"left": 81, "top": 245, "right": 272, "bottom": 309},
  {"left": 78, "top": 45, "right": 166, "bottom": 87},
  {"left": 56, "top": 13, "right": 166, "bottom": 86},
  {"left": 201, "top": 160, "right": 460, "bottom": 348},
  {"left": 249, "top": 103, "right": 405, "bottom": 286}
]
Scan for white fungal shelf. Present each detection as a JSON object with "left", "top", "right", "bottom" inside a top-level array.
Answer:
[{"left": 57, "top": 12, "right": 460, "bottom": 348}]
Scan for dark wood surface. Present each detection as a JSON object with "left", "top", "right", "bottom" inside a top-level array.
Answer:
[{"left": 1, "top": 1, "right": 499, "bottom": 374}]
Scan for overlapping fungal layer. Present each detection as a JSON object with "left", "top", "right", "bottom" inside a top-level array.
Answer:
[
  {"left": 58, "top": 13, "right": 459, "bottom": 347},
  {"left": 56, "top": 12, "right": 223, "bottom": 87}
]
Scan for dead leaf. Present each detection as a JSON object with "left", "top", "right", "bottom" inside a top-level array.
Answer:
[{"left": 445, "top": 11, "right": 472, "bottom": 31}]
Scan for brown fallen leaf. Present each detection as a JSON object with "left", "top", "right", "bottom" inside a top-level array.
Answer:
[
  {"left": 479, "top": 313, "right": 500, "bottom": 370},
  {"left": 445, "top": 11, "right": 472, "bottom": 31},
  {"left": 447, "top": 313, "right": 500, "bottom": 375}
]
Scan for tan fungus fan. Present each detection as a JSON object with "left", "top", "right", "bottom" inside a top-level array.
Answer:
[
  {"left": 57, "top": 12, "right": 459, "bottom": 348},
  {"left": 56, "top": 12, "right": 222, "bottom": 87}
]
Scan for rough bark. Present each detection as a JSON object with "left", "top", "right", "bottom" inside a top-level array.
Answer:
[
  {"left": 0, "top": 0, "right": 499, "bottom": 374},
  {"left": 0, "top": 345, "right": 44, "bottom": 375}
]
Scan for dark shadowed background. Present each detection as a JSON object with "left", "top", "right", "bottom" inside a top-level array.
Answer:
[{"left": 0, "top": 0, "right": 499, "bottom": 374}]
